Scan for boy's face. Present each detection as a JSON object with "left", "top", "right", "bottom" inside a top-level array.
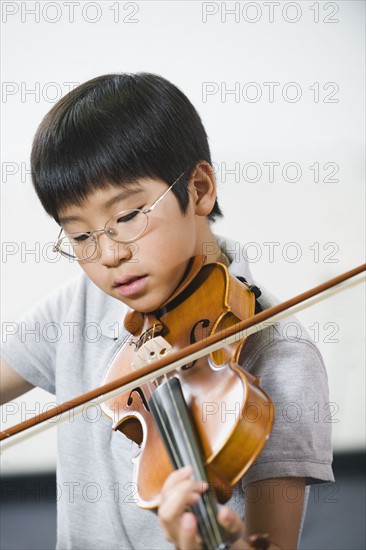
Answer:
[{"left": 57, "top": 172, "right": 217, "bottom": 313}]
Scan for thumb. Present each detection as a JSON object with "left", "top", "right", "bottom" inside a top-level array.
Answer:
[{"left": 217, "top": 506, "right": 245, "bottom": 542}]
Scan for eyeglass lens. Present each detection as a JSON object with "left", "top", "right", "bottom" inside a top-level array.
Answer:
[{"left": 58, "top": 209, "right": 149, "bottom": 260}]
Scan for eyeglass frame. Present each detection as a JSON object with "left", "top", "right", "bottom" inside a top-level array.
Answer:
[{"left": 53, "top": 170, "right": 187, "bottom": 261}]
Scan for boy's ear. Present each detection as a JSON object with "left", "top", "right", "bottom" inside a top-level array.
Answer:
[{"left": 188, "top": 162, "right": 217, "bottom": 216}]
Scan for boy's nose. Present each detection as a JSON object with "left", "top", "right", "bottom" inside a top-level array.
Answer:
[{"left": 98, "top": 235, "right": 134, "bottom": 265}]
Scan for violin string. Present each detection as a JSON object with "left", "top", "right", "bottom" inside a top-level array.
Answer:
[
  {"left": 150, "top": 391, "right": 219, "bottom": 549},
  {"left": 166, "top": 380, "right": 224, "bottom": 549},
  {"left": 128, "top": 315, "right": 225, "bottom": 547},
  {"left": 135, "top": 316, "right": 223, "bottom": 547},
  {"left": 140, "top": 327, "right": 219, "bottom": 547},
  {"left": 159, "top": 379, "right": 223, "bottom": 548},
  {"left": 136, "top": 330, "right": 163, "bottom": 399},
  {"left": 132, "top": 335, "right": 209, "bottom": 539}
]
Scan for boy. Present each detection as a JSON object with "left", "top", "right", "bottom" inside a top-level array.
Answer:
[{"left": 1, "top": 73, "right": 334, "bottom": 549}]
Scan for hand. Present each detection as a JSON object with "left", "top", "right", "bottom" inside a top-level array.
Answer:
[
  {"left": 158, "top": 465, "right": 207, "bottom": 550},
  {"left": 158, "top": 466, "right": 280, "bottom": 550}
]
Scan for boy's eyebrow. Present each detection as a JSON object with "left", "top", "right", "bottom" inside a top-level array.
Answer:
[
  {"left": 58, "top": 184, "right": 145, "bottom": 225},
  {"left": 104, "top": 184, "right": 145, "bottom": 209}
]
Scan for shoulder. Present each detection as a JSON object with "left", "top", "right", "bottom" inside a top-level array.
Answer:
[
  {"left": 14, "top": 272, "right": 119, "bottom": 325},
  {"left": 1, "top": 272, "right": 125, "bottom": 357},
  {"left": 216, "top": 233, "right": 326, "bottom": 368},
  {"left": 1, "top": 273, "right": 128, "bottom": 395},
  {"left": 216, "top": 233, "right": 329, "bottom": 394},
  {"left": 241, "top": 332, "right": 329, "bottom": 405},
  {"left": 241, "top": 318, "right": 326, "bottom": 377},
  {"left": 15, "top": 272, "right": 90, "bottom": 318}
]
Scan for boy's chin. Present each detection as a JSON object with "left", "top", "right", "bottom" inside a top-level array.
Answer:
[{"left": 111, "top": 290, "right": 166, "bottom": 314}]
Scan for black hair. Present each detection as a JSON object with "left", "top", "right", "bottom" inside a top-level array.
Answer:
[{"left": 30, "top": 72, "right": 223, "bottom": 223}]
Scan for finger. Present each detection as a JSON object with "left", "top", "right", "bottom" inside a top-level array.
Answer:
[
  {"left": 178, "top": 512, "right": 202, "bottom": 550},
  {"left": 160, "top": 467, "right": 209, "bottom": 520},
  {"left": 159, "top": 478, "right": 207, "bottom": 524},
  {"left": 217, "top": 506, "right": 245, "bottom": 542},
  {"left": 158, "top": 467, "right": 209, "bottom": 547},
  {"left": 160, "top": 467, "right": 208, "bottom": 511},
  {"left": 159, "top": 494, "right": 201, "bottom": 546},
  {"left": 160, "top": 466, "right": 194, "bottom": 495}
]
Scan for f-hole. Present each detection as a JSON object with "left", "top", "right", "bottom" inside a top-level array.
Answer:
[
  {"left": 181, "top": 319, "right": 211, "bottom": 371},
  {"left": 127, "top": 388, "right": 150, "bottom": 411}
]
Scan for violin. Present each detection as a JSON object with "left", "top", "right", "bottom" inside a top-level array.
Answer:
[
  {"left": 0, "top": 261, "right": 365, "bottom": 549},
  {"left": 101, "top": 255, "right": 274, "bottom": 549}
]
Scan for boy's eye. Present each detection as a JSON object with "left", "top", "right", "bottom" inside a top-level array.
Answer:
[
  {"left": 116, "top": 209, "right": 142, "bottom": 224},
  {"left": 71, "top": 233, "right": 91, "bottom": 243}
]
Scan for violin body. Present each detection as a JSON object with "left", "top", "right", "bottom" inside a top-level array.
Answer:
[{"left": 101, "top": 259, "right": 274, "bottom": 509}]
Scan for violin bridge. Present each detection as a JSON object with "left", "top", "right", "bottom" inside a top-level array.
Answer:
[{"left": 132, "top": 336, "right": 172, "bottom": 370}]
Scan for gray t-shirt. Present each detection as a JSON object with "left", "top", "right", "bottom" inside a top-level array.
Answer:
[{"left": 1, "top": 236, "right": 334, "bottom": 550}]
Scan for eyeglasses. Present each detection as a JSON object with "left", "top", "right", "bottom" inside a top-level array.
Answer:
[{"left": 53, "top": 170, "right": 186, "bottom": 261}]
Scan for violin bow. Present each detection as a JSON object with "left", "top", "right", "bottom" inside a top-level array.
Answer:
[{"left": 1, "top": 262, "right": 365, "bottom": 452}]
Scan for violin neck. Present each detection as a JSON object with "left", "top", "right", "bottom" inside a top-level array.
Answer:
[{"left": 148, "top": 377, "right": 230, "bottom": 550}]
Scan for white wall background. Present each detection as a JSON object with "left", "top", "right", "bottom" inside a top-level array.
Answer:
[{"left": 1, "top": 0, "right": 365, "bottom": 474}]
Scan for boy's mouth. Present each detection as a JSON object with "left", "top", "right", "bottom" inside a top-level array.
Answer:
[{"left": 113, "top": 275, "right": 148, "bottom": 297}]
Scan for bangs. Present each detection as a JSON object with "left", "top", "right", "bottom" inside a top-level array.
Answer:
[{"left": 31, "top": 73, "right": 221, "bottom": 222}]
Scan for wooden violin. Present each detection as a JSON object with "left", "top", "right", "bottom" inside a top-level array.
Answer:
[
  {"left": 101, "top": 256, "right": 274, "bottom": 549},
  {"left": 0, "top": 260, "right": 364, "bottom": 549}
]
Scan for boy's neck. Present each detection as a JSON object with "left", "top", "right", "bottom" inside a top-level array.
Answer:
[
  {"left": 211, "top": 248, "right": 231, "bottom": 268},
  {"left": 197, "top": 222, "right": 230, "bottom": 268}
]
